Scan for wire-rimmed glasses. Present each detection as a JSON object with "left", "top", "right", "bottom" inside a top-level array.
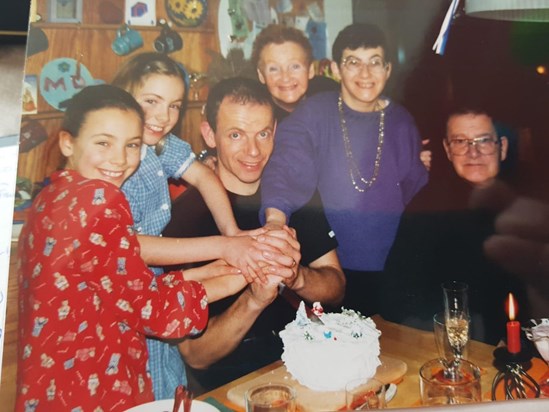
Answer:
[
  {"left": 341, "top": 56, "right": 389, "bottom": 75},
  {"left": 446, "top": 135, "right": 500, "bottom": 156}
]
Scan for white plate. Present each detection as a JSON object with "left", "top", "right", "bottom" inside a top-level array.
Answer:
[{"left": 125, "top": 399, "right": 219, "bottom": 412}]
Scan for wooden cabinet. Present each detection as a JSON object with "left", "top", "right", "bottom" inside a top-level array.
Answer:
[{"left": 19, "top": 0, "right": 219, "bottom": 184}]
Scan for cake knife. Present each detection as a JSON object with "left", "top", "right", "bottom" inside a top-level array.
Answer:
[{"left": 277, "top": 283, "right": 325, "bottom": 325}]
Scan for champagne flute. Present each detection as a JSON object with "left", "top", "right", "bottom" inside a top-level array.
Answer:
[{"left": 442, "top": 281, "right": 470, "bottom": 376}]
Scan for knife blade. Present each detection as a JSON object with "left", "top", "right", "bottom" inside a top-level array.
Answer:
[{"left": 278, "top": 283, "right": 324, "bottom": 325}]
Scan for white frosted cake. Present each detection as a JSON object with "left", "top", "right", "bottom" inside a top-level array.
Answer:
[{"left": 279, "top": 302, "right": 381, "bottom": 391}]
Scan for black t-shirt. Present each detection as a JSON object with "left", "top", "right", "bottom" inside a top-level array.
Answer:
[{"left": 162, "top": 186, "right": 338, "bottom": 390}]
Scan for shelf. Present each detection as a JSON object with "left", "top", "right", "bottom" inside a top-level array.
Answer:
[
  {"left": 32, "top": 22, "right": 214, "bottom": 33},
  {"left": 22, "top": 111, "right": 63, "bottom": 121},
  {"left": 23, "top": 100, "right": 206, "bottom": 121}
]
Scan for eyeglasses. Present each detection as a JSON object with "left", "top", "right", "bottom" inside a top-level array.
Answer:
[
  {"left": 447, "top": 136, "right": 500, "bottom": 156},
  {"left": 261, "top": 62, "right": 308, "bottom": 78},
  {"left": 341, "top": 56, "right": 388, "bottom": 74}
]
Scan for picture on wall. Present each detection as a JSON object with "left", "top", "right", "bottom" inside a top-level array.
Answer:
[
  {"left": 49, "top": 0, "right": 83, "bottom": 23},
  {"left": 125, "top": 0, "right": 156, "bottom": 26},
  {"left": 22, "top": 75, "right": 38, "bottom": 115}
]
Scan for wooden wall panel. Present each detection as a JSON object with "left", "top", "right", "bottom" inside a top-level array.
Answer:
[{"left": 20, "top": 0, "right": 220, "bottom": 185}]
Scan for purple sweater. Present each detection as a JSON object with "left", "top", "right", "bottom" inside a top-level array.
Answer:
[{"left": 261, "top": 91, "right": 428, "bottom": 271}]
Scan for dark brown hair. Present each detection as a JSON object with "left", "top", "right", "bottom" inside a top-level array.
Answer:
[
  {"left": 205, "top": 77, "right": 273, "bottom": 132},
  {"left": 332, "top": 23, "right": 388, "bottom": 65},
  {"left": 61, "top": 84, "right": 144, "bottom": 137}
]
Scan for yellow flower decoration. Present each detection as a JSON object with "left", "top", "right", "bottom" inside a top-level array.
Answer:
[{"left": 183, "top": 0, "right": 203, "bottom": 20}]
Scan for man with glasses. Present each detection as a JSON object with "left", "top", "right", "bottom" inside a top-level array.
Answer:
[
  {"left": 444, "top": 107, "right": 508, "bottom": 187},
  {"left": 382, "top": 106, "right": 526, "bottom": 344},
  {"left": 260, "top": 23, "right": 428, "bottom": 317}
]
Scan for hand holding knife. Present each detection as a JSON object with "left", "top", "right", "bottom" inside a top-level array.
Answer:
[{"left": 278, "top": 283, "right": 324, "bottom": 325}]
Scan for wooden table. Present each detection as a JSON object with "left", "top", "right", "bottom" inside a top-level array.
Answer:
[{"left": 197, "top": 315, "right": 500, "bottom": 410}]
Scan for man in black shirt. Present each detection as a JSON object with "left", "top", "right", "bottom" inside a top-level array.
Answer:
[{"left": 163, "top": 77, "right": 345, "bottom": 391}]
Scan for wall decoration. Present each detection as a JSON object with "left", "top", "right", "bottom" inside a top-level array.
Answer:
[
  {"left": 39, "top": 58, "right": 97, "bottom": 111},
  {"left": 125, "top": 0, "right": 156, "bottom": 26},
  {"left": 217, "top": 0, "right": 336, "bottom": 60},
  {"left": 154, "top": 20, "right": 183, "bottom": 54},
  {"left": 111, "top": 24, "right": 144, "bottom": 55},
  {"left": 27, "top": 26, "right": 49, "bottom": 57},
  {"left": 49, "top": 0, "right": 83, "bottom": 23},
  {"left": 19, "top": 120, "right": 48, "bottom": 153},
  {"left": 22, "top": 76, "right": 38, "bottom": 115},
  {"left": 98, "top": 0, "right": 125, "bottom": 24},
  {"left": 227, "top": 0, "right": 250, "bottom": 40},
  {"left": 166, "top": 0, "right": 208, "bottom": 28}
]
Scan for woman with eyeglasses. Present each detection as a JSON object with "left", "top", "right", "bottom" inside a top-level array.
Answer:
[{"left": 259, "top": 23, "right": 429, "bottom": 317}]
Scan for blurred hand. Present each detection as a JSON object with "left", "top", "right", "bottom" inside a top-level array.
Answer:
[
  {"left": 421, "top": 139, "right": 432, "bottom": 171},
  {"left": 470, "top": 182, "right": 549, "bottom": 314}
]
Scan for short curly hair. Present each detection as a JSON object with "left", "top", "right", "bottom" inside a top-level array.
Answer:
[{"left": 251, "top": 24, "right": 313, "bottom": 68}]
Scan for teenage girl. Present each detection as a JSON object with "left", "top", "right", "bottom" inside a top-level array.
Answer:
[{"left": 16, "top": 85, "right": 247, "bottom": 411}]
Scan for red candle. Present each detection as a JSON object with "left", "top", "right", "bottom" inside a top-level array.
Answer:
[{"left": 506, "top": 293, "right": 521, "bottom": 354}]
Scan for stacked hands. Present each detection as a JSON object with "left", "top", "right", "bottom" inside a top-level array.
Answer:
[
  {"left": 470, "top": 181, "right": 549, "bottom": 316},
  {"left": 185, "top": 224, "right": 302, "bottom": 306}
]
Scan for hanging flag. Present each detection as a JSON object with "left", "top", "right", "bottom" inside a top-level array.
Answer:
[{"left": 433, "top": 0, "right": 461, "bottom": 55}]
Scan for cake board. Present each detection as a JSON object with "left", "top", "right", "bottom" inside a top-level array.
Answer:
[{"left": 227, "top": 355, "right": 407, "bottom": 411}]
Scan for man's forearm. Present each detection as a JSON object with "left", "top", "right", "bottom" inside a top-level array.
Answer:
[
  {"left": 291, "top": 250, "right": 345, "bottom": 307},
  {"left": 179, "top": 288, "right": 265, "bottom": 369},
  {"left": 292, "top": 265, "right": 345, "bottom": 307}
]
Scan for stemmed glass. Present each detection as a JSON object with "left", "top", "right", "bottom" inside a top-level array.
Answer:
[
  {"left": 188, "top": 72, "right": 207, "bottom": 100},
  {"left": 442, "top": 281, "right": 470, "bottom": 374},
  {"left": 524, "top": 318, "right": 549, "bottom": 397}
]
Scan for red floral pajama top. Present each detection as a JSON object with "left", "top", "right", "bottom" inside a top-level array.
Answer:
[{"left": 16, "top": 170, "right": 208, "bottom": 412}]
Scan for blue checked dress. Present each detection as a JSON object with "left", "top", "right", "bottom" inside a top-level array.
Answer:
[{"left": 122, "top": 133, "right": 196, "bottom": 399}]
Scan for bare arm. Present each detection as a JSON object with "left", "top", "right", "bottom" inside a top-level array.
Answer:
[
  {"left": 200, "top": 274, "right": 249, "bottom": 303},
  {"left": 258, "top": 228, "right": 345, "bottom": 306},
  {"left": 183, "top": 161, "right": 239, "bottom": 236},
  {"left": 137, "top": 234, "right": 290, "bottom": 281},
  {"left": 289, "top": 250, "right": 345, "bottom": 307},
  {"left": 264, "top": 207, "right": 288, "bottom": 230},
  {"left": 179, "top": 276, "right": 281, "bottom": 369}
]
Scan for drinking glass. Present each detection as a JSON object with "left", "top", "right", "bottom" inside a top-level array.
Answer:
[
  {"left": 419, "top": 358, "right": 482, "bottom": 405},
  {"left": 442, "top": 281, "right": 470, "bottom": 370},
  {"left": 345, "top": 378, "right": 386, "bottom": 410},
  {"left": 188, "top": 72, "right": 207, "bottom": 101},
  {"left": 433, "top": 312, "right": 470, "bottom": 366},
  {"left": 245, "top": 383, "right": 296, "bottom": 412}
]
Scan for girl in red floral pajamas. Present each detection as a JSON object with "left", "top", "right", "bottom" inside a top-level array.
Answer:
[{"left": 16, "top": 85, "right": 246, "bottom": 412}]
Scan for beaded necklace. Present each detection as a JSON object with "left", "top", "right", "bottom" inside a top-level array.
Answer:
[{"left": 337, "top": 95, "right": 385, "bottom": 192}]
